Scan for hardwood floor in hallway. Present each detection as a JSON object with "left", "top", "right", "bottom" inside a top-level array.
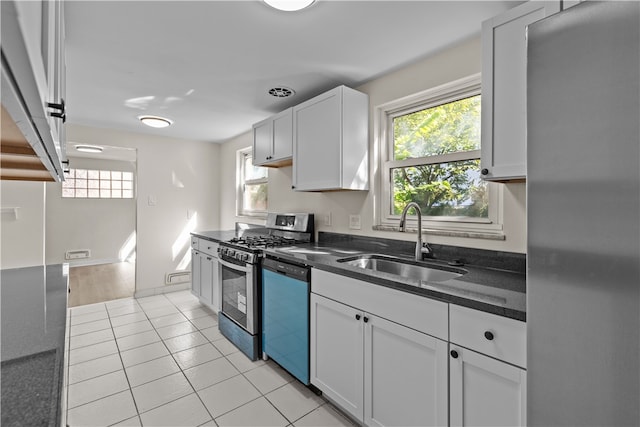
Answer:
[{"left": 68, "top": 262, "right": 135, "bottom": 307}]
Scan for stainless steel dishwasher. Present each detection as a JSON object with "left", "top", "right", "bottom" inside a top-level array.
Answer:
[{"left": 261, "top": 256, "right": 311, "bottom": 385}]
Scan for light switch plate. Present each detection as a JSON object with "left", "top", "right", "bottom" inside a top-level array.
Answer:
[
  {"left": 323, "top": 212, "right": 332, "bottom": 226},
  {"left": 349, "top": 214, "right": 361, "bottom": 230},
  {"left": 148, "top": 195, "right": 157, "bottom": 206}
]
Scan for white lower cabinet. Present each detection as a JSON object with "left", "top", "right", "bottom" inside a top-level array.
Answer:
[
  {"left": 310, "top": 293, "right": 364, "bottom": 421},
  {"left": 449, "top": 345, "right": 527, "bottom": 427},
  {"left": 190, "top": 238, "right": 219, "bottom": 312},
  {"left": 310, "top": 291, "right": 448, "bottom": 426},
  {"left": 364, "top": 314, "right": 448, "bottom": 427}
]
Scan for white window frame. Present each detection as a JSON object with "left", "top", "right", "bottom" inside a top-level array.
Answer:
[
  {"left": 374, "top": 74, "right": 504, "bottom": 239},
  {"left": 236, "top": 147, "right": 268, "bottom": 218}
]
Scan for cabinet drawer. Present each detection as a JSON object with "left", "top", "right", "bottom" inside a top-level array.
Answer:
[
  {"left": 449, "top": 304, "right": 526, "bottom": 368},
  {"left": 312, "top": 269, "right": 448, "bottom": 340},
  {"left": 198, "top": 239, "right": 219, "bottom": 257}
]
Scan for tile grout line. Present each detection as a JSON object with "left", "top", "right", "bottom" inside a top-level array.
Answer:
[
  {"left": 138, "top": 293, "right": 217, "bottom": 425},
  {"left": 68, "top": 291, "right": 335, "bottom": 427}
]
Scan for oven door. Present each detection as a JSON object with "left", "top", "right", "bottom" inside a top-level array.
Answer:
[{"left": 218, "top": 256, "right": 258, "bottom": 335}]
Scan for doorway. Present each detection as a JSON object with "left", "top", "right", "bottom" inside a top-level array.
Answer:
[{"left": 46, "top": 144, "right": 137, "bottom": 307}]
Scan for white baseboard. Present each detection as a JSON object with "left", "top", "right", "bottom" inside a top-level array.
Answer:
[{"left": 134, "top": 283, "right": 190, "bottom": 298}]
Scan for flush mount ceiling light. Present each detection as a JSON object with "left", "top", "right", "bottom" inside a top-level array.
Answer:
[
  {"left": 264, "top": 0, "right": 315, "bottom": 12},
  {"left": 268, "top": 86, "right": 295, "bottom": 98},
  {"left": 75, "top": 145, "right": 104, "bottom": 154},
  {"left": 138, "top": 115, "right": 173, "bottom": 128}
]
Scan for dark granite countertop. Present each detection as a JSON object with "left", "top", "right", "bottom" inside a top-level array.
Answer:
[
  {"left": 191, "top": 229, "right": 237, "bottom": 243},
  {"left": 264, "top": 233, "right": 526, "bottom": 322},
  {"left": 1, "top": 264, "right": 69, "bottom": 427}
]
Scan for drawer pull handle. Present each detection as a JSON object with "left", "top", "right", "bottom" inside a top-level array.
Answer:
[
  {"left": 484, "top": 331, "right": 495, "bottom": 341},
  {"left": 450, "top": 350, "right": 459, "bottom": 359},
  {"left": 355, "top": 314, "right": 361, "bottom": 320}
]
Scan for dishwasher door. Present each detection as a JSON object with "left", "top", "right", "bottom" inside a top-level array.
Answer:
[{"left": 262, "top": 257, "right": 310, "bottom": 385}]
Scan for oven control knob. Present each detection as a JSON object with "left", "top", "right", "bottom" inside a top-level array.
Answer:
[
  {"left": 239, "top": 253, "right": 247, "bottom": 261},
  {"left": 228, "top": 250, "right": 235, "bottom": 257}
]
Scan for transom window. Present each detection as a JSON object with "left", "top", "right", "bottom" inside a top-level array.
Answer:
[
  {"left": 237, "top": 148, "right": 268, "bottom": 216},
  {"left": 376, "top": 74, "right": 502, "bottom": 237},
  {"left": 62, "top": 168, "right": 134, "bottom": 199}
]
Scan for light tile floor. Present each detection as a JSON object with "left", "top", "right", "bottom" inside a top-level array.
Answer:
[{"left": 66, "top": 290, "right": 355, "bottom": 427}]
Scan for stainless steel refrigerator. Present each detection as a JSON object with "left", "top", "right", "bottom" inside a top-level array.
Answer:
[{"left": 527, "top": 1, "right": 639, "bottom": 425}]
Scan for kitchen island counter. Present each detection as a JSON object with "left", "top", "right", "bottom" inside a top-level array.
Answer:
[{"left": 1, "top": 264, "right": 69, "bottom": 427}]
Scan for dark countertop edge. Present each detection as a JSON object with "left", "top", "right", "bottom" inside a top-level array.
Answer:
[{"left": 263, "top": 248, "right": 526, "bottom": 322}]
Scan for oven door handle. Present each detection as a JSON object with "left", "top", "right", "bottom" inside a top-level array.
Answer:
[{"left": 218, "top": 257, "right": 252, "bottom": 273}]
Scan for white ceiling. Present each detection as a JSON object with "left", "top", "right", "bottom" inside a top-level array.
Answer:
[{"left": 64, "top": 0, "right": 521, "bottom": 144}]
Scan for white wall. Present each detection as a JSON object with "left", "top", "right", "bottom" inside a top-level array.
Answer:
[
  {"left": 0, "top": 181, "right": 46, "bottom": 269},
  {"left": 219, "top": 37, "right": 527, "bottom": 253},
  {"left": 45, "top": 156, "right": 136, "bottom": 266},
  {"left": 65, "top": 125, "right": 221, "bottom": 295}
]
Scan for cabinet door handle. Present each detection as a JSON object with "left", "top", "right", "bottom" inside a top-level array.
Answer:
[
  {"left": 355, "top": 314, "right": 361, "bottom": 320},
  {"left": 207, "top": 257, "right": 212, "bottom": 261},
  {"left": 47, "top": 99, "right": 65, "bottom": 112},
  {"left": 363, "top": 316, "right": 369, "bottom": 323},
  {"left": 481, "top": 168, "right": 489, "bottom": 175},
  {"left": 450, "top": 350, "right": 459, "bottom": 359},
  {"left": 484, "top": 331, "right": 494, "bottom": 341}
]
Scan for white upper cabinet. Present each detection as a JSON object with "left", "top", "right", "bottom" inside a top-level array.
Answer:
[
  {"left": 252, "top": 108, "right": 293, "bottom": 167},
  {"left": 1, "top": 0, "right": 67, "bottom": 181},
  {"left": 480, "top": 1, "right": 560, "bottom": 181},
  {"left": 292, "top": 86, "right": 368, "bottom": 191}
]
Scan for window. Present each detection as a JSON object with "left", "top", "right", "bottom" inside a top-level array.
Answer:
[
  {"left": 237, "top": 148, "right": 268, "bottom": 216},
  {"left": 376, "top": 74, "right": 502, "bottom": 237},
  {"left": 62, "top": 168, "right": 134, "bottom": 199}
]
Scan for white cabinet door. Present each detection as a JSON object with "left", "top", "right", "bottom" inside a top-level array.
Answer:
[
  {"left": 310, "top": 293, "right": 364, "bottom": 422},
  {"left": 2, "top": 0, "right": 66, "bottom": 180},
  {"left": 449, "top": 346, "right": 527, "bottom": 427},
  {"left": 480, "top": 1, "right": 560, "bottom": 181},
  {"left": 209, "top": 257, "right": 220, "bottom": 312},
  {"left": 252, "top": 108, "right": 292, "bottom": 167},
  {"left": 293, "top": 86, "right": 368, "bottom": 191},
  {"left": 293, "top": 89, "right": 342, "bottom": 190},
  {"left": 364, "top": 315, "right": 448, "bottom": 427},
  {"left": 191, "top": 250, "right": 201, "bottom": 297},
  {"left": 271, "top": 108, "right": 293, "bottom": 162},
  {"left": 200, "top": 253, "right": 214, "bottom": 306},
  {"left": 253, "top": 118, "right": 272, "bottom": 166}
]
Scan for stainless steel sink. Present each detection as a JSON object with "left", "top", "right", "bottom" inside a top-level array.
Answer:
[{"left": 337, "top": 254, "right": 466, "bottom": 282}]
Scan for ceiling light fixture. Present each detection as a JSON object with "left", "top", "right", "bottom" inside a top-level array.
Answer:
[
  {"left": 75, "top": 145, "right": 104, "bottom": 154},
  {"left": 138, "top": 115, "right": 173, "bottom": 128},
  {"left": 264, "top": 0, "right": 315, "bottom": 12}
]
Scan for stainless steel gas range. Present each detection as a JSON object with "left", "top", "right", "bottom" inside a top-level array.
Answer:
[{"left": 217, "top": 213, "right": 314, "bottom": 360}]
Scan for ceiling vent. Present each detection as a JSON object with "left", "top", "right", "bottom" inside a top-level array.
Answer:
[{"left": 268, "top": 87, "right": 295, "bottom": 98}]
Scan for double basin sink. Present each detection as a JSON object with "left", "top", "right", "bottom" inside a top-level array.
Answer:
[{"left": 337, "top": 254, "right": 466, "bottom": 283}]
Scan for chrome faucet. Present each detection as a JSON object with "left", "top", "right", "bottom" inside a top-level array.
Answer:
[{"left": 399, "top": 202, "right": 434, "bottom": 261}]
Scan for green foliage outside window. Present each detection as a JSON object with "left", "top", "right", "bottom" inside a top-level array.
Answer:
[{"left": 391, "top": 95, "right": 488, "bottom": 218}]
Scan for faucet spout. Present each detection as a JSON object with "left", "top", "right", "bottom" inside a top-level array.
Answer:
[{"left": 399, "top": 202, "right": 433, "bottom": 261}]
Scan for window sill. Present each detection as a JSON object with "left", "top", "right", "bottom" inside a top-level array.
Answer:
[{"left": 372, "top": 225, "right": 505, "bottom": 241}]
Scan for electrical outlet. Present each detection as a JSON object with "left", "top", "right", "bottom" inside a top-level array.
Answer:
[
  {"left": 148, "top": 195, "right": 157, "bottom": 206},
  {"left": 323, "top": 212, "right": 332, "bottom": 226},
  {"left": 349, "top": 214, "right": 361, "bottom": 230}
]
